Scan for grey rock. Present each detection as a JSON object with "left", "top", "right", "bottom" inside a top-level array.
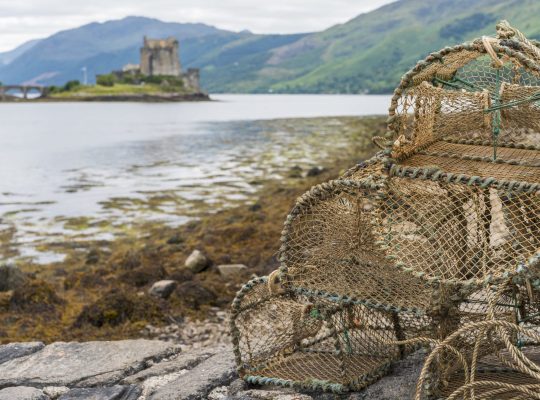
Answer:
[
  {"left": 0, "top": 342, "right": 45, "bottom": 365},
  {"left": 149, "top": 280, "right": 177, "bottom": 299},
  {"left": 149, "top": 346, "right": 236, "bottom": 400},
  {"left": 58, "top": 385, "right": 140, "bottom": 400},
  {"left": 122, "top": 348, "right": 213, "bottom": 384},
  {"left": 184, "top": 250, "right": 208, "bottom": 273},
  {"left": 353, "top": 350, "right": 426, "bottom": 399},
  {"left": 0, "top": 386, "right": 49, "bottom": 400},
  {"left": 0, "top": 340, "right": 181, "bottom": 389},
  {"left": 0, "top": 263, "right": 27, "bottom": 292},
  {"left": 217, "top": 264, "right": 247, "bottom": 278}
]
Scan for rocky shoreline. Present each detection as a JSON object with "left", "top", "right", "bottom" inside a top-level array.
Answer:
[
  {"left": 0, "top": 339, "right": 425, "bottom": 400},
  {"left": 0, "top": 116, "right": 385, "bottom": 344}
]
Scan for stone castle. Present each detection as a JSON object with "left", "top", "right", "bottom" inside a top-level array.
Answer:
[
  {"left": 111, "top": 36, "right": 200, "bottom": 92},
  {"left": 140, "top": 37, "right": 181, "bottom": 76}
]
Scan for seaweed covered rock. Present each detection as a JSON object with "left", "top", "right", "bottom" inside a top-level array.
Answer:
[
  {"left": 174, "top": 281, "right": 216, "bottom": 309},
  {"left": 0, "top": 264, "right": 27, "bottom": 292},
  {"left": 167, "top": 268, "right": 194, "bottom": 283},
  {"left": 74, "top": 289, "right": 162, "bottom": 328},
  {"left": 120, "top": 265, "right": 167, "bottom": 287},
  {"left": 9, "top": 280, "right": 63, "bottom": 312}
]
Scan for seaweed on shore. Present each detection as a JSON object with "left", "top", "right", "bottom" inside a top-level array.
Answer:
[{"left": 0, "top": 116, "right": 384, "bottom": 343}]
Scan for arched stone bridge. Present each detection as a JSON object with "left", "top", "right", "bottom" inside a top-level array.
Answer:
[{"left": 0, "top": 85, "right": 49, "bottom": 100}]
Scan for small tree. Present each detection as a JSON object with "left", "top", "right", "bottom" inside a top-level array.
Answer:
[
  {"left": 63, "top": 80, "right": 81, "bottom": 91},
  {"left": 96, "top": 74, "right": 115, "bottom": 87}
]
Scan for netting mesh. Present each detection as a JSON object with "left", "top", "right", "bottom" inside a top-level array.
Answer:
[
  {"left": 231, "top": 278, "right": 396, "bottom": 391},
  {"left": 231, "top": 23, "right": 540, "bottom": 398},
  {"left": 379, "top": 176, "right": 540, "bottom": 283}
]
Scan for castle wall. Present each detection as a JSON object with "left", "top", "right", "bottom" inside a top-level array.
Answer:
[{"left": 182, "top": 68, "right": 200, "bottom": 92}]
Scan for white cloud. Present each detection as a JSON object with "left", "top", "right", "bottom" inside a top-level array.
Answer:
[{"left": 0, "top": 0, "right": 395, "bottom": 51}]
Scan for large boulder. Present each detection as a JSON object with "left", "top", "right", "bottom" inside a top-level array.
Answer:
[
  {"left": 0, "top": 264, "right": 27, "bottom": 292},
  {"left": 0, "top": 342, "right": 44, "bottom": 365},
  {"left": 0, "top": 340, "right": 181, "bottom": 388}
]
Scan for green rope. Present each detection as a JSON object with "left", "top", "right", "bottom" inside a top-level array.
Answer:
[
  {"left": 433, "top": 76, "right": 500, "bottom": 99},
  {"left": 519, "top": 311, "right": 540, "bottom": 323},
  {"left": 433, "top": 77, "right": 464, "bottom": 90},
  {"left": 343, "top": 329, "right": 353, "bottom": 354},
  {"left": 484, "top": 90, "right": 540, "bottom": 112}
]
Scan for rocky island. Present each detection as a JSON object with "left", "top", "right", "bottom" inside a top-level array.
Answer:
[{"left": 0, "top": 36, "right": 209, "bottom": 102}]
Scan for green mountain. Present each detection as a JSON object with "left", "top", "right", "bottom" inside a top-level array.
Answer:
[
  {"left": 2, "top": 0, "right": 540, "bottom": 93},
  {"left": 204, "top": 0, "right": 540, "bottom": 93}
]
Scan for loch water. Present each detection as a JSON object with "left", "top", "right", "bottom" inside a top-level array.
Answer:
[{"left": 0, "top": 94, "right": 391, "bottom": 262}]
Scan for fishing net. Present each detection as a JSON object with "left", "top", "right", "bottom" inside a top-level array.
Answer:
[{"left": 231, "top": 21, "right": 540, "bottom": 398}]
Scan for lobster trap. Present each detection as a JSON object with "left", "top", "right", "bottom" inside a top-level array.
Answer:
[{"left": 231, "top": 21, "right": 540, "bottom": 398}]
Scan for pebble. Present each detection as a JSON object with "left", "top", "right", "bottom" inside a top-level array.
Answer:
[
  {"left": 184, "top": 250, "right": 209, "bottom": 273},
  {"left": 140, "top": 309, "right": 230, "bottom": 350}
]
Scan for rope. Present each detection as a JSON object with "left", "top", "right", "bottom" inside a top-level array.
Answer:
[
  {"left": 267, "top": 269, "right": 284, "bottom": 294},
  {"left": 372, "top": 136, "right": 387, "bottom": 150},
  {"left": 414, "top": 319, "right": 540, "bottom": 400},
  {"left": 497, "top": 20, "right": 540, "bottom": 61},
  {"left": 446, "top": 381, "right": 540, "bottom": 400},
  {"left": 482, "top": 36, "right": 504, "bottom": 68}
]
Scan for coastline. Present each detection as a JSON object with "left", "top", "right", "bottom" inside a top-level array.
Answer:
[
  {"left": 0, "top": 115, "right": 385, "bottom": 344},
  {"left": 0, "top": 92, "right": 211, "bottom": 103}
]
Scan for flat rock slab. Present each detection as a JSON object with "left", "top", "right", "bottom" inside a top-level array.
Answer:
[
  {"left": 0, "top": 386, "right": 49, "bottom": 400},
  {"left": 0, "top": 342, "right": 44, "bottom": 365},
  {"left": 0, "top": 340, "right": 181, "bottom": 389},
  {"left": 58, "top": 385, "right": 141, "bottom": 400},
  {"left": 149, "top": 347, "right": 236, "bottom": 400},
  {"left": 123, "top": 348, "right": 214, "bottom": 384}
]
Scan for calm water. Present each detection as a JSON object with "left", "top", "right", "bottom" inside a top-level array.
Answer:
[{"left": 0, "top": 94, "right": 390, "bottom": 262}]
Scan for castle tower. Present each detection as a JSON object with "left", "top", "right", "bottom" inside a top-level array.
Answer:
[{"left": 140, "top": 36, "right": 181, "bottom": 77}]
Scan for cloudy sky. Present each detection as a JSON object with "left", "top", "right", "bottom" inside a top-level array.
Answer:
[{"left": 0, "top": 0, "right": 395, "bottom": 51}]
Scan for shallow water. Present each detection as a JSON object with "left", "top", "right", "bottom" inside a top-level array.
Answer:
[{"left": 0, "top": 94, "right": 390, "bottom": 263}]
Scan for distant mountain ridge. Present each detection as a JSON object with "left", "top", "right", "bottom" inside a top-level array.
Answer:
[{"left": 2, "top": 1, "right": 540, "bottom": 93}]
